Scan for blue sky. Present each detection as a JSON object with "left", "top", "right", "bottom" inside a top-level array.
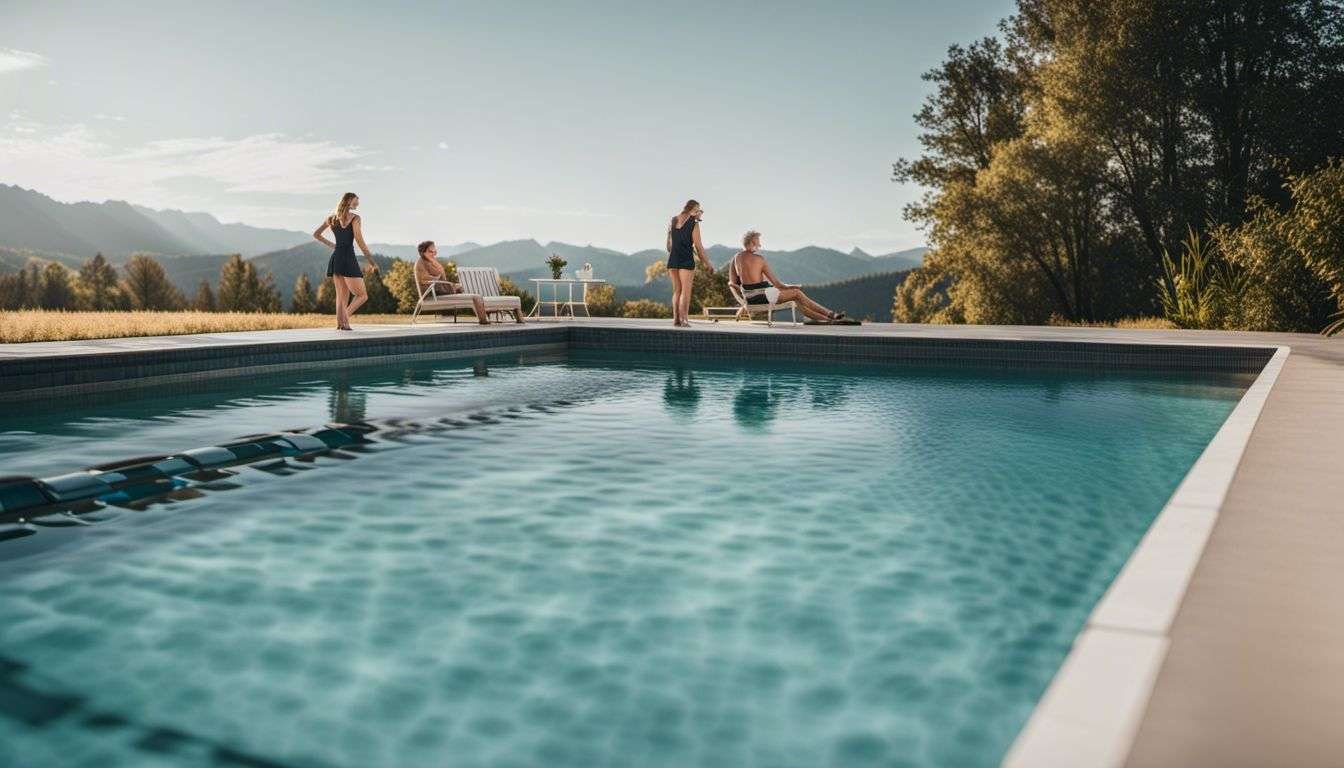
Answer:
[{"left": 1, "top": 0, "right": 1014, "bottom": 252}]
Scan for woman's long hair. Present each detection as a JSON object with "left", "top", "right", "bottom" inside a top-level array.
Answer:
[
  {"left": 681, "top": 199, "right": 699, "bottom": 214},
  {"left": 328, "top": 192, "right": 358, "bottom": 226}
]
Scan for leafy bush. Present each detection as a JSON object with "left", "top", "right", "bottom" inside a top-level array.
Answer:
[
  {"left": 1156, "top": 230, "right": 1240, "bottom": 330},
  {"left": 583, "top": 283, "right": 619, "bottom": 316},
  {"left": 621, "top": 299, "right": 672, "bottom": 318},
  {"left": 497, "top": 275, "right": 535, "bottom": 313}
]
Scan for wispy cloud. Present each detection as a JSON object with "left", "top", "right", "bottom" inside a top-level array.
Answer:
[
  {"left": 478, "top": 204, "right": 614, "bottom": 219},
  {"left": 0, "top": 119, "right": 389, "bottom": 206},
  {"left": 93, "top": 113, "right": 127, "bottom": 122},
  {"left": 0, "top": 48, "right": 47, "bottom": 75},
  {"left": 437, "top": 141, "right": 450, "bottom": 150}
]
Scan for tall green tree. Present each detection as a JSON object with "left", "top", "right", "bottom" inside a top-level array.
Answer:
[
  {"left": 361, "top": 266, "right": 397, "bottom": 314},
  {"left": 121, "top": 254, "right": 184, "bottom": 310},
  {"left": 217, "top": 254, "right": 282, "bottom": 312},
  {"left": 76, "top": 253, "right": 125, "bottom": 310},
  {"left": 315, "top": 277, "right": 336, "bottom": 314},
  {"left": 191, "top": 279, "right": 217, "bottom": 311},
  {"left": 291, "top": 272, "right": 316, "bottom": 313},
  {"left": 894, "top": 0, "right": 1344, "bottom": 328},
  {"left": 38, "top": 262, "right": 76, "bottom": 310},
  {"left": 0, "top": 264, "right": 34, "bottom": 310}
]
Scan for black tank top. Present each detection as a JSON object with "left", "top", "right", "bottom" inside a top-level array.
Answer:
[
  {"left": 332, "top": 216, "right": 356, "bottom": 256},
  {"left": 668, "top": 216, "right": 696, "bottom": 263}
]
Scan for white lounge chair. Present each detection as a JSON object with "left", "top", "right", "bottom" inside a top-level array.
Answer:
[
  {"left": 703, "top": 283, "right": 798, "bottom": 326},
  {"left": 411, "top": 266, "right": 523, "bottom": 324},
  {"left": 456, "top": 267, "right": 525, "bottom": 323}
]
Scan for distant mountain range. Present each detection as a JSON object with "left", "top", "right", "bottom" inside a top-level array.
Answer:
[{"left": 0, "top": 184, "right": 926, "bottom": 304}]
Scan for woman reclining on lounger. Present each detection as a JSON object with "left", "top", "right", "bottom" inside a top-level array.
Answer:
[{"left": 728, "top": 230, "right": 846, "bottom": 322}]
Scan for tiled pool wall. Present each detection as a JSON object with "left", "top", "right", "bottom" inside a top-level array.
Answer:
[
  {"left": 0, "top": 327, "right": 570, "bottom": 402},
  {"left": 569, "top": 327, "right": 1275, "bottom": 372},
  {"left": 0, "top": 326, "right": 1276, "bottom": 403}
]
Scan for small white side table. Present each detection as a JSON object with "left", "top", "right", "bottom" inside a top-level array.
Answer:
[{"left": 527, "top": 278, "right": 608, "bottom": 320}]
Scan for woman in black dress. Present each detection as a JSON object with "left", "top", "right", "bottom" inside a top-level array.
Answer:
[
  {"left": 312, "top": 192, "right": 379, "bottom": 330},
  {"left": 665, "top": 199, "right": 715, "bottom": 327}
]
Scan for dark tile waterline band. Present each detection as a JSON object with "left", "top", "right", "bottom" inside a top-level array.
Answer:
[
  {"left": 0, "top": 325, "right": 1277, "bottom": 402},
  {"left": 0, "top": 397, "right": 578, "bottom": 541}
]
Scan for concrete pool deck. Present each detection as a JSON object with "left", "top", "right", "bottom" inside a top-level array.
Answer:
[{"left": 1, "top": 318, "right": 1341, "bottom": 766}]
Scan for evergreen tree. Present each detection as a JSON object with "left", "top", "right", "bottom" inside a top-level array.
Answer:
[
  {"left": 362, "top": 265, "right": 397, "bottom": 314},
  {"left": 76, "top": 253, "right": 124, "bottom": 310},
  {"left": 192, "top": 279, "right": 217, "bottom": 312},
  {"left": 217, "top": 254, "right": 250, "bottom": 311},
  {"left": 39, "top": 262, "right": 76, "bottom": 310},
  {"left": 291, "top": 272, "right": 316, "bottom": 313},
  {"left": 121, "top": 254, "right": 184, "bottom": 310},
  {"left": 252, "top": 271, "right": 283, "bottom": 313},
  {"left": 315, "top": 277, "right": 337, "bottom": 313},
  {"left": 0, "top": 266, "right": 31, "bottom": 310},
  {"left": 217, "top": 254, "right": 281, "bottom": 312}
]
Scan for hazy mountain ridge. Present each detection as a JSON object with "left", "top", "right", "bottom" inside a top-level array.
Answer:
[{"left": 0, "top": 184, "right": 926, "bottom": 304}]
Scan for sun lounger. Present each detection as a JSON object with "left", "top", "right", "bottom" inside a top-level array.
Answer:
[
  {"left": 702, "top": 284, "right": 799, "bottom": 327},
  {"left": 411, "top": 266, "right": 523, "bottom": 324},
  {"left": 455, "top": 267, "right": 525, "bottom": 323}
]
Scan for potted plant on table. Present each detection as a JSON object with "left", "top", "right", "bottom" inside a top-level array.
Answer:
[{"left": 546, "top": 254, "right": 568, "bottom": 280}]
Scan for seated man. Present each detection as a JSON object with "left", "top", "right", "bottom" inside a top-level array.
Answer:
[
  {"left": 728, "top": 230, "right": 846, "bottom": 322},
  {"left": 414, "top": 240, "right": 490, "bottom": 324}
]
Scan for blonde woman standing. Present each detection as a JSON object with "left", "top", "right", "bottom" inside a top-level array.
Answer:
[
  {"left": 312, "top": 192, "right": 378, "bottom": 330},
  {"left": 665, "top": 199, "right": 715, "bottom": 326}
]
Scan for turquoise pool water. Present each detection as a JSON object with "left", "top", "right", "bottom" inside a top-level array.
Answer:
[{"left": 0, "top": 352, "right": 1247, "bottom": 768}]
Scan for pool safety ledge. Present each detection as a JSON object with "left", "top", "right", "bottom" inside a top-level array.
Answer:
[
  {"left": 0, "top": 324, "right": 1276, "bottom": 402},
  {"left": 1003, "top": 345, "right": 1290, "bottom": 768}
]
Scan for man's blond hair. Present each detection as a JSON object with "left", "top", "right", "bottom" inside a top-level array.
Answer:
[{"left": 742, "top": 230, "right": 761, "bottom": 249}]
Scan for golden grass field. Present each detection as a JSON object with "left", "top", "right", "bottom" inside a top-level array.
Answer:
[
  {"left": 0, "top": 311, "right": 417, "bottom": 343},
  {"left": 1048, "top": 316, "right": 1179, "bottom": 330}
]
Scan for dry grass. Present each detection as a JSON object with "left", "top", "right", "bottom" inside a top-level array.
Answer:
[
  {"left": 0, "top": 311, "right": 415, "bottom": 343},
  {"left": 1047, "top": 316, "right": 1178, "bottom": 330}
]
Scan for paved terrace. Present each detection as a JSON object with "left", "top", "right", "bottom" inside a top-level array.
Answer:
[{"left": 2, "top": 318, "right": 1341, "bottom": 766}]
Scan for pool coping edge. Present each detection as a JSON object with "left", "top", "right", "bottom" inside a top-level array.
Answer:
[{"left": 1002, "top": 344, "right": 1291, "bottom": 768}]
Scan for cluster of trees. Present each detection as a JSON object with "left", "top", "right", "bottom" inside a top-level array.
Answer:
[
  {"left": 893, "top": 0, "right": 1344, "bottom": 332},
  {"left": 0, "top": 252, "right": 542, "bottom": 317},
  {"left": 0, "top": 253, "right": 287, "bottom": 313}
]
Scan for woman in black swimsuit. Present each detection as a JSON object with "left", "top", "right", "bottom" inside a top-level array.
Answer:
[
  {"left": 665, "top": 199, "right": 716, "bottom": 327},
  {"left": 312, "top": 192, "right": 379, "bottom": 330}
]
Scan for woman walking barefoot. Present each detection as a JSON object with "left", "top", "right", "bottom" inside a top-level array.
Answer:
[
  {"left": 313, "top": 192, "right": 378, "bottom": 330},
  {"left": 665, "top": 199, "right": 716, "bottom": 326}
]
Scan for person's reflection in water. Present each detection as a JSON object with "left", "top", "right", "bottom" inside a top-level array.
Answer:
[
  {"left": 732, "top": 379, "right": 784, "bottom": 431},
  {"left": 328, "top": 374, "right": 368, "bottom": 424},
  {"left": 663, "top": 368, "right": 702, "bottom": 416},
  {"left": 473, "top": 360, "right": 490, "bottom": 377},
  {"left": 399, "top": 363, "right": 437, "bottom": 386},
  {"left": 806, "top": 378, "right": 849, "bottom": 411}
]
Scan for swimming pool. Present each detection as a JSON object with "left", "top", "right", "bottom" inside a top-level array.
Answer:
[{"left": 0, "top": 351, "right": 1249, "bottom": 767}]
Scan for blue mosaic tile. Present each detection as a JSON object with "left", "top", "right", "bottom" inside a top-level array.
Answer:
[
  {"left": 38, "top": 472, "right": 115, "bottom": 502},
  {"left": 0, "top": 478, "right": 51, "bottom": 514},
  {"left": 181, "top": 447, "right": 236, "bottom": 469},
  {"left": 276, "top": 434, "right": 328, "bottom": 454},
  {"left": 151, "top": 457, "right": 196, "bottom": 476}
]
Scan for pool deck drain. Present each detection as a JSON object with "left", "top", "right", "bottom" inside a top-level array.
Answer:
[{"left": 3, "top": 318, "right": 1343, "bottom": 767}]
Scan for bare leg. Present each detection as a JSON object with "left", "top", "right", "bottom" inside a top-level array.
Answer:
[
  {"left": 669, "top": 269, "right": 684, "bottom": 325},
  {"left": 334, "top": 277, "right": 350, "bottom": 329},
  {"left": 344, "top": 276, "right": 368, "bottom": 324},
  {"left": 678, "top": 271, "right": 695, "bottom": 324},
  {"left": 471, "top": 296, "right": 490, "bottom": 324},
  {"left": 777, "top": 287, "right": 837, "bottom": 321},
  {"left": 513, "top": 308, "right": 524, "bottom": 324}
]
